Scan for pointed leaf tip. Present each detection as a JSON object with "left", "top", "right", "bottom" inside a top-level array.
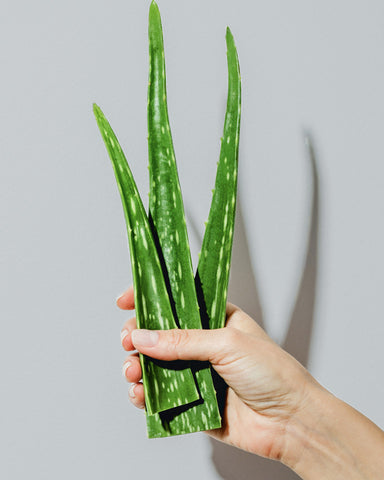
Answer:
[
  {"left": 149, "top": 0, "right": 160, "bottom": 16},
  {"left": 93, "top": 103, "right": 101, "bottom": 115},
  {"left": 226, "top": 26, "right": 234, "bottom": 42},
  {"left": 225, "top": 27, "right": 237, "bottom": 55},
  {"left": 93, "top": 105, "right": 107, "bottom": 129}
]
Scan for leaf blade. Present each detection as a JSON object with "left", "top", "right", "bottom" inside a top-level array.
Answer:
[
  {"left": 93, "top": 103, "right": 200, "bottom": 415},
  {"left": 197, "top": 27, "right": 241, "bottom": 330},
  {"left": 146, "top": 1, "right": 221, "bottom": 437}
]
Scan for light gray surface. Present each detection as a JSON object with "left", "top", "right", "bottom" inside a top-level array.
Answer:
[{"left": 1, "top": 1, "right": 384, "bottom": 479}]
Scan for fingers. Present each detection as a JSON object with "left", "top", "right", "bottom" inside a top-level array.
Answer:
[
  {"left": 118, "top": 293, "right": 269, "bottom": 414},
  {"left": 120, "top": 317, "right": 137, "bottom": 351},
  {"left": 131, "top": 327, "right": 243, "bottom": 365},
  {"left": 129, "top": 383, "right": 145, "bottom": 409},
  {"left": 122, "top": 353, "right": 145, "bottom": 409},
  {"left": 116, "top": 285, "right": 135, "bottom": 310},
  {"left": 117, "top": 288, "right": 142, "bottom": 409},
  {"left": 122, "top": 353, "right": 142, "bottom": 383}
]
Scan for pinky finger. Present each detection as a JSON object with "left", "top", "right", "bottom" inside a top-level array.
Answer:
[{"left": 129, "top": 382, "right": 145, "bottom": 409}]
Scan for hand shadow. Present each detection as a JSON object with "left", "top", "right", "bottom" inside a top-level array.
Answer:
[{"left": 188, "top": 134, "right": 320, "bottom": 479}]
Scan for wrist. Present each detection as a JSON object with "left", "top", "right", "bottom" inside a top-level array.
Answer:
[
  {"left": 281, "top": 381, "right": 346, "bottom": 478},
  {"left": 281, "top": 380, "right": 384, "bottom": 480}
]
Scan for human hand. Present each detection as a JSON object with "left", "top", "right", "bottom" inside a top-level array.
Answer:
[{"left": 117, "top": 286, "right": 317, "bottom": 462}]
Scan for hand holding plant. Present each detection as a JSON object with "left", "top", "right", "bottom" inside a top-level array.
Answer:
[
  {"left": 119, "top": 287, "right": 384, "bottom": 480},
  {"left": 119, "top": 286, "right": 317, "bottom": 460}
]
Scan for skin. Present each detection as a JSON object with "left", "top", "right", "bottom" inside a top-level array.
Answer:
[{"left": 117, "top": 286, "right": 384, "bottom": 479}]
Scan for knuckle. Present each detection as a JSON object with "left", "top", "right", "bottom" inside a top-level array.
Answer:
[
  {"left": 226, "top": 302, "right": 243, "bottom": 316},
  {"left": 210, "top": 327, "right": 242, "bottom": 365},
  {"left": 222, "top": 326, "right": 241, "bottom": 347},
  {"left": 166, "top": 329, "right": 190, "bottom": 357},
  {"left": 225, "top": 305, "right": 244, "bottom": 326}
]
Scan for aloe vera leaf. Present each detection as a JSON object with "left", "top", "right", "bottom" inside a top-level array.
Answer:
[
  {"left": 145, "top": 1, "right": 221, "bottom": 437},
  {"left": 147, "top": 0, "right": 200, "bottom": 330},
  {"left": 93, "top": 103, "right": 199, "bottom": 415},
  {"left": 197, "top": 27, "right": 241, "bottom": 331},
  {"left": 145, "top": 383, "right": 218, "bottom": 437},
  {"left": 148, "top": 1, "right": 198, "bottom": 327}
]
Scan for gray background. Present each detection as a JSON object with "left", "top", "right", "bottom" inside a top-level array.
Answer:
[{"left": 1, "top": 0, "right": 384, "bottom": 479}]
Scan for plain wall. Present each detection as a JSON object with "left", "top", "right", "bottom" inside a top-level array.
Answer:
[{"left": 1, "top": 1, "right": 383, "bottom": 479}]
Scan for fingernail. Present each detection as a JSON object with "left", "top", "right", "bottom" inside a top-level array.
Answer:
[
  {"left": 122, "top": 361, "right": 131, "bottom": 378},
  {"left": 132, "top": 329, "right": 159, "bottom": 347},
  {"left": 129, "top": 383, "right": 136, "bottom": 399},
  {"left": 120, "top": 329, "right": 129, "bottom": 344},
  {"left": 116, "top": 292, "right": 125, "bottom": 303}
]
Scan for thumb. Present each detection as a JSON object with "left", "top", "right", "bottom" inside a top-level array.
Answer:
[{"left": 131, "top": 327, "right": 238, "bottom": 364}]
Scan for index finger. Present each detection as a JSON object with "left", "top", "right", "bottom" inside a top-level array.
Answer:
[{"left": 116, "top": 285, "right": 135, "bottom": 310}]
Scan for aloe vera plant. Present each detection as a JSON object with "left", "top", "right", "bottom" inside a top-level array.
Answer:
[
  {"left": 145, "top": 1, "right": 221, "bottom": 437},
  {"left": 197, "top": 27, "right": 241, "bottom": 331},
  {"left": 93, "top": 105, "right": 199, "bottom": 416},
  {"left": 148, "top": 0, "right": 198, "bottom": 339},
  {"left": 94, "top": 0, "right": 241, "bottom": 438}
]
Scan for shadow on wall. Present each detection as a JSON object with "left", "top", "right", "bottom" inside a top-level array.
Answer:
[{"left": 210, "top": 134, "right": 320, "bottom": 480}]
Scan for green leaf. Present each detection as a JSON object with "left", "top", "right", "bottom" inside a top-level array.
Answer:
[
  {"left": 144, "top": 1, "right": 221, "bottom": 437},
  {"left": 197, "top": 27, "right": 241, "bottom": 330},
  {"left": 93, "top": 103, "right": 200, "bottom": 415}
]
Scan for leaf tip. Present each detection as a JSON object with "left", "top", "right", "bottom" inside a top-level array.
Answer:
[
  {"left": 149, "top": 0, "right": 160, "bottom": 19},
  {"left": 93, "top": 103, "right": 104, "bottom": 123},
  {"left": 226, "top": 26, "right": 234, "bottom": 43}
]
